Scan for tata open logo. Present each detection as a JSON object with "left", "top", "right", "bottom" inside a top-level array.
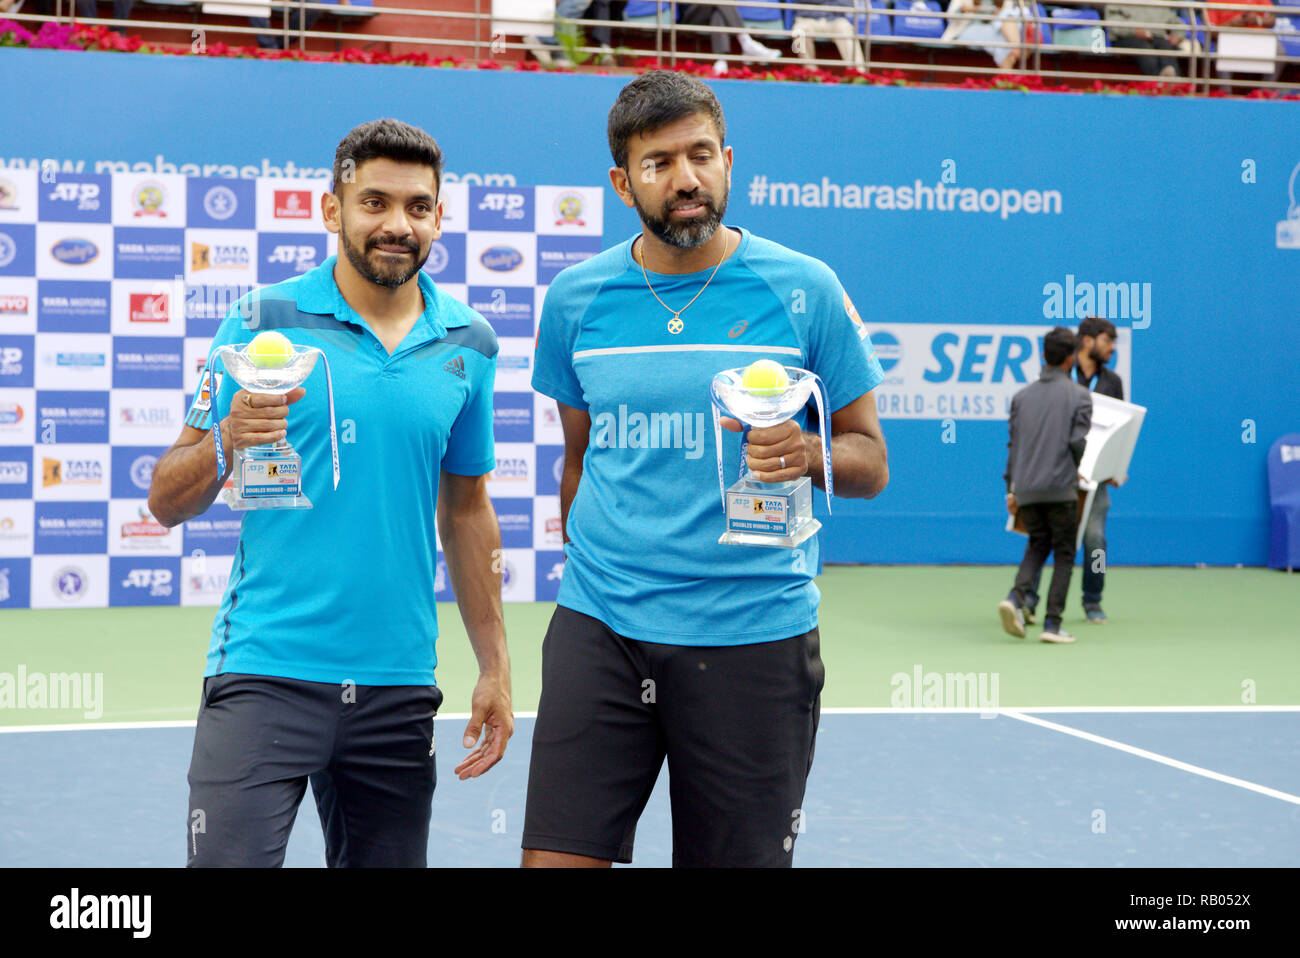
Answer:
[
  {"left": 192, "top": 242, "right": 250, "bottom": 271},
  {"left": 480, "top": 246, "right": 523, "bottom": 272},
  {"left": 51, "top": 238, "right": 99, "bottom": 266},
  {"left": 274, "top": 190, "right": 313, "bottom": 219},
  {"left": 128, "top": 292, "right": 168, "bottom": 323}
]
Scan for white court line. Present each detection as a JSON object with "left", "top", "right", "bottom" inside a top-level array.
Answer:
[
  {"left": 1001, "top": 709, "right": 1300, "bottom": 807},
  {"left": 2, "top": 705, "right": 1297, "bottom": 734}
]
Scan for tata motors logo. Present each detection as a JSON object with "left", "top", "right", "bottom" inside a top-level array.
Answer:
[
  {"left": 128, "top": 292, "right": 168, "bottom": 323},
  {"left": 50, "top": 238, "right": 99, "bottom": 265},
  {"left": 481, "top": 246, "right": 523, "bottom": 272},
  {"left": 191, "top": 242, "right": 250, "bottom": 271},
  {"left": 0, "top": 295, "right": 28, "bottom": 315},
  {"left": 132, "top": 181, "right": 168, "bottom": 218},
  {"left": 0, "top": 402, "right": 22, "bottom": 424},
  {"left": 554, "top": 191, "right": 586, "bottom": 227},
  {"left": 204, "top": 185, "right": 238, "bottom": 221},
  {"left": 53, "top": 566, "right": 87, "bottom": 601},
  {"left": 873, "top": 331, "right": 902, "bottom": 372},
  {"left": 43, "top": 458, "right": 103, "bottom": 488},
  {"left": 425, "top": 241, "right": 449, "bottom": 275},
  {"left": 274, "top": 190, "right": 313, "bottom": 219}
]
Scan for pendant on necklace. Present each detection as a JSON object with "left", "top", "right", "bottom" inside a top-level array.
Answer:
[{"left": 667, "top": 315, "right": 684, "bottom": 335}]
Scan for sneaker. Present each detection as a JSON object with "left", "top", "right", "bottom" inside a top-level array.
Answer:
[
  {"left": 594, "top": 43, "right": 616, "bottom": 66},
  {"left": 520, "top": 35, "right": 555, "bottom": 66},
  {"left": 739, "top": 36, "right": 782, "bottom": 61},
  {"left": 1040, "top": 626, "right": 1076, "bottom": 644},
  {"left": 713, "top": 59, "right": 730, "bottom": 76},
  {"left": 1084, "top": 606, "right": 1107, "bottom": 624},
  {"left": 998, "top": 599, "right": 1026, "bottom": 639}
]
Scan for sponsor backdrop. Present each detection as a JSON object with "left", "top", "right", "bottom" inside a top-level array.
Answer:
[
  {"left": 0, "top": 163, "right": 597, "bottom": 608},
  {"left": 1, "top": 50, "right": 1298, "bottom": 600}
]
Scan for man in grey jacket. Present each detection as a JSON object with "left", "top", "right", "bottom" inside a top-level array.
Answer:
[
  {"left": 1104, "top": 1, "right": 1192, "bottom": 78},
  {"left": 999, "top": 326, "right": 1092, "bottom": 644}
]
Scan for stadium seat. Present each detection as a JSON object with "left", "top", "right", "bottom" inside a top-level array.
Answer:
[
  {"left": 891, "top": 0, "right": 945, "bottom": 40},
  {"left": 856, "top": 0, "right": 892, "bottom": 37},
  {"left": 1267, "top": 433, "right": 1300, "bottom": 571},
  {"left": 624, "top": 0, "right": 676, "bottom": 27},
  {"left": 1046, "top": 5, "right": 1103, "bottom": 50}
]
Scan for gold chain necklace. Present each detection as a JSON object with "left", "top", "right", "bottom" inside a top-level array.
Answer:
[{"left": 637, "top": 230, "right": 730, "bottom": 335}]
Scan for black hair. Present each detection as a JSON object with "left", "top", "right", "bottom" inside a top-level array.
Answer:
[
  {"left": 332, "top": 118, "right": 443, "bottom": 195},
  {"left": 1076, "top": 316, "right": 1117, "bottom": 344},
  {"left": 1044, "top": 326, "right": 1077, "bottom": 366},
  {"left": 607, "top": 70, "right": 726, "bottom": 170}
]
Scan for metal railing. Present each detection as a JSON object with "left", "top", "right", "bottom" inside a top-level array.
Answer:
[{"left": 3, "top": 0, "right": 1298, "bottom": 94}]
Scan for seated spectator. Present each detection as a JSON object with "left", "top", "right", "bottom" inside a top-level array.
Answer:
[
  {"left": 19, "top": 0, "right": 135, "bottom": 34},
  {"left": 252, "top": 0, "right": 348, "bottom": 50},
  {"left": 791, "top": 0, "right": 866, "bottom": 67},
  {"left": 1205, "top": 0, "right": 1275, "bottom": 29},
  {"left": 525, "top": 0, "right": 617, "bottom": 66},
  {"left": 676, "top": 3, "right": 783, "bottom": 75},
  {"left": 940, "top": 0, "right": 1027, "bottom": 70},
  {"left": 1104, "top": 1, "right": 1193, "bottom": 79}
]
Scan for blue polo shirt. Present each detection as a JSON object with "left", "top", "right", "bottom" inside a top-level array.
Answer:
[
  {"left": 185, "top": 256, "right": 498, "bottom": 685},
  {"left": 533, "top": 227, "right": 884, "bottom": 646}
]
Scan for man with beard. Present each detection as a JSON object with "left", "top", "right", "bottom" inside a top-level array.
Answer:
[
  {"left": 521, "top": 72, "right": 889, "bottom": 867},
  {"left": 150, "top": 118, "right": 513, "bottom": 866}
]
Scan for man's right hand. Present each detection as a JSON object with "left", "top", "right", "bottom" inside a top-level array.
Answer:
[{"left": 226, "top": 387, "right": 306, "bottom": 451}]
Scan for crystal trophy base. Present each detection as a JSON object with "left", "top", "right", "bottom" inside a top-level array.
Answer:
[
  {"left": 719, "top": 476, "right": 820, "bottom": 548},
  {"left": 223, "top": 441, "right": 312, "bottom": 510}
]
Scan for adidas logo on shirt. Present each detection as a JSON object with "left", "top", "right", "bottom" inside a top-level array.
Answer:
[{"left": 443, "top": 355, "right": 465, "bottom": 379}]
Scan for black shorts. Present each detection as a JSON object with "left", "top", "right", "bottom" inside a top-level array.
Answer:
[
  {"left": 522, "top": 605, "right": 825, "bottom": 867},
  {"left": 186, "top": 672, "right": 443, "bottom": 867}
]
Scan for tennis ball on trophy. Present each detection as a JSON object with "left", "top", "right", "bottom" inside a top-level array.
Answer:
[
  {"left": 742, "top": 359, "right": 790, "bottom": 397},
  {"left": 247, "top": 331, "right": 294, "bottom": 369}
]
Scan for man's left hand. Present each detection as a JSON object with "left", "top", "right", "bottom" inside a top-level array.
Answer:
[
  {"left": 721, "top": 417, "right": 807, "bottom": 483},
  {"left": 454, "top": 671, "right": 513, "bottom": 780}
]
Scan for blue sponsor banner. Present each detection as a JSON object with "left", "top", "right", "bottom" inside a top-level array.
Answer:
[
  {"left": 36, "top": 390, "right": 110, "bottom": 444},
  {"left": 421, "top": 234, "right": 465, "bottom": 285},
  {"left": 535, "top": 444, "right": 563, "bottom": 496},
  {"left": 110, "top": 555, "right": 180, "bottom": 606},
  {"left": 468, "top": 186, "right": 533, "bottom": 232},
  {"left": 492, "top": 497, "right": 533, "bottom": 548},
  {"left": 0, "top": 448, "right": 32, "bottom": 499},
  {"left": 0, "top": 224, "right": 37, "bottom": 277},
  {"left": 258, "top": 232, "right": 326, "bottom": 284},
  {"left": 434, "top": 550, "right": 455, "bottom": 602},
  {"left": 534, "top": 551, "right": 565, "bottom": 602},
  {"left": 186, "top": 283, "right": 254, "bottom": 337},
  {"left": 112, "top": 336, "right": 182, "bottom": 389},
  {"left": 493, "top": 392, "right": 534, "bottom": 443},
  {"left": 187, "top": 177, "right": 256, "bottom": 230},
  {"left": 34, "top": 501, "right": 108, "bottom": 555},
  {"left": 468, "top": 286, "right": 533, "bottom": 338},
  {"left": 182, "top": 499, "right": 243, "bottom": 555},
  {"left": 114, "top": 226, "right": 186, "bottom": 280},
  {"left": 0, "top": 334, "right": 35, "bottom": 388},
  {"left": 536, "top": 235, "right": 603, "bottom": 285},
  {"left": 39, "top": 173, "right": 111, "bottom": 223},
  {"left": 111, "top": 446, "right": 165, "bottom": 498},
  {"left": 0, "top": 558, "right": 32, "bottom": 608},
  {"left": 37, "top": 280, "right": 112, "bottom": 332}
]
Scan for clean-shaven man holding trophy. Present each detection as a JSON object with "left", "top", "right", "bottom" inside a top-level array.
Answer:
[{"left": 522, "top": 71, "right": 889, "bottom": 868}]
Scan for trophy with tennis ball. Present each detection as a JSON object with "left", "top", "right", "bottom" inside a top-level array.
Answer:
[
  {"left": 710, "top": 360, "right": 834, "bottom": 548},
  {"left": 209, "top": 330, "right": 340, "bottom": 510}
]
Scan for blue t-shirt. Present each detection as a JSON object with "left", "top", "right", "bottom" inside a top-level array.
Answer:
[
  {"left": 532, "top": 227, "right": 884, "bottom": 646},
  {"left": 185, "top": 256, "right": 498, "bottom": 685}
]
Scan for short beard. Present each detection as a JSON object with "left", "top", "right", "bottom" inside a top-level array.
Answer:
[
  {"left": 630, "top": 181, "right": 729, "bottom": 250},
  {"left": 340, "top": 220, "right": 426, "bottom": 290}
]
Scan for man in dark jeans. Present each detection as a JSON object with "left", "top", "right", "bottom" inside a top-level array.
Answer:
[
  {"left": 1023, "top": 316, "right": 1124, "bottom": 624},
  {"left": 999, "top": 326, "right": 1092, "bottom": 645}
]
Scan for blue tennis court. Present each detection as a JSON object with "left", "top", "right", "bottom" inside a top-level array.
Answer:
[{"left": 3, "top": 709, "right": 1296, "bottom": 867}]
